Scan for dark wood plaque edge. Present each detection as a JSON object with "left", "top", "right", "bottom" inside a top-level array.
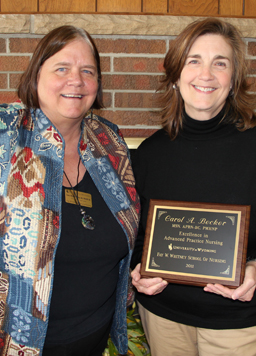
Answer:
[{"left": 141, "top": 200, "right": 250, "bottom": 288}]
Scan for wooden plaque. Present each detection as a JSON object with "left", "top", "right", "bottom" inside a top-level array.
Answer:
[{"left": 141, "top": 200, "right": 250, "bottom": 288}]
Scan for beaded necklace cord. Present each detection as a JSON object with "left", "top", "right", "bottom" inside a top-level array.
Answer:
[{"left": 63, "top": 157, "right": 95, "bottom": 230}]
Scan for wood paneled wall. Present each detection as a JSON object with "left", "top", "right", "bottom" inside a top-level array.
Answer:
[{"left": 1, "top": 0, "right": 255, "bottom": 17}]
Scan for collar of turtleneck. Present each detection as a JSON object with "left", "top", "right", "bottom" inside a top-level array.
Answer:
[{"left": 180, "top": 106, "right": 236, "bottom": 140}]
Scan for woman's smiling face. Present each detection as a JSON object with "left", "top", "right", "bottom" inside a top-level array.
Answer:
[
  {"left": 37, "top": 39, "right": 98, "bottom": 127},
  {"left": 177, "top": 34, "right": 233, "bottom": 121}
]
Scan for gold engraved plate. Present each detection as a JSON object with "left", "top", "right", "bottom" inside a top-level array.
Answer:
[
  {"left": 141, "top": 199, "right": 250, "bottom": 288},
  {"left": 65, "top": 189, "right": 92, "bottom": 208}
]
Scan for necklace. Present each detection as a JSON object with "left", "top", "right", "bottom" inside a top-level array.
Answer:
[{"left": 64, "top": 158, "right": 95, "bottom": 230}]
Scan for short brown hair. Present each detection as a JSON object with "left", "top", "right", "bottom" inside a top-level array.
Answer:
[
  {"left": 158, "top": 17, "right": 256, "bottom": 139},
  {"left": 18, "top": 25, "right": 103, "bottom": 110}
]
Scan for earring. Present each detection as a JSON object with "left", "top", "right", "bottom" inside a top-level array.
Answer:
[
  {"left": 173, "top": 83, "right": 178, "bottom": 90},
  {"left": 229, "top": 87, "right": 234, "bottom": 96}
]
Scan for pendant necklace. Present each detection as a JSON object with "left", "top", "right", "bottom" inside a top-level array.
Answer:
[{"left": 64, "top": 157, "right": 95, "bottom": 230}]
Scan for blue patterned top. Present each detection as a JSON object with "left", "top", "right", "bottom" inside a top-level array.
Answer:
[{"left": 0, "top": 103, "right": 140, "bottom": 355}]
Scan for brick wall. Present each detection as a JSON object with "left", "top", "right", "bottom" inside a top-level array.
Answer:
[{"left": 1, "top": 31, "right": 256, "bottom": 140}]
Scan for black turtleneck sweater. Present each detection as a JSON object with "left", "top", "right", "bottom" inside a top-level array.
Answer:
[{"left": 131, "top": 109, "right": 256, "bottom": 329}]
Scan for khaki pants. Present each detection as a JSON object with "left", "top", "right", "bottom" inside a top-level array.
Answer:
[{"left": 138, "top": 301, "right": 256, "bottom": 356}]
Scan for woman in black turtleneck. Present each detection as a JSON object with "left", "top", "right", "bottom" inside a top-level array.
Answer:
[{"left": 131, "top": 18, "right": 256, "bottom": 356}]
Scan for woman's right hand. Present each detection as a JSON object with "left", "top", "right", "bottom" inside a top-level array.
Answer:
[{"left": 131, "top": 263, "right": 168, "bottom": 295}]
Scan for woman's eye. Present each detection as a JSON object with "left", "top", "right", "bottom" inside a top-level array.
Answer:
[
  {"left": 215, "top": 61, "right": 229, "bottom": 68},
  {"left": 82, "top": 69, "right": 94, "bottom": 75},
  {"left": 216, "top": 62, "right": 226, "bottom": 67},
  {"left": 188, "top": 59, "right": 199, "bottom": 65},
  {"left": 57, "top": 67, "right": 66, "bottom": 72}
]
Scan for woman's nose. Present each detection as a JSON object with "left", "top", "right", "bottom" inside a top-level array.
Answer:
[
  {"left": 199, "top": 65, "right": 214, "bottom": 80},
  {"left": 67, "top": 70, "right": 84, "bottom": 86}
]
